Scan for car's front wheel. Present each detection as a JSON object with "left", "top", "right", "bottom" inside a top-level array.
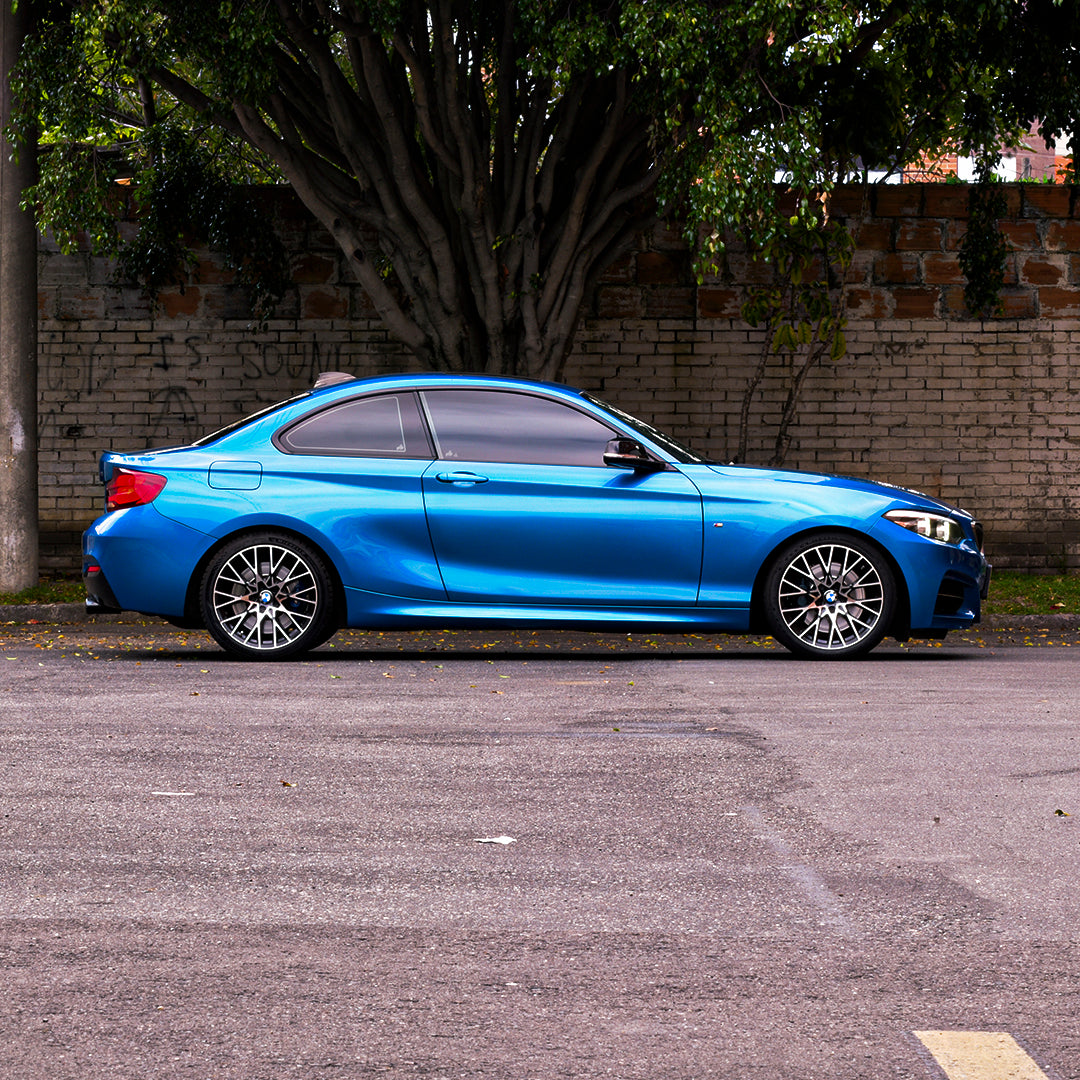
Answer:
[
  {"left": 200, "top": 533, "right": 337, "bottom": 660},
  {"left": 764, "top": 533, "right": 896, "bottom": 659}
]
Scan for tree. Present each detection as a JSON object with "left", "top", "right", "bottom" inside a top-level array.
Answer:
[
  {"left": 12, "top": 0, "right": 1080, "bottom": 386},
  {"left": 1, "top": 0, "right": 38, "bottom": 593}
]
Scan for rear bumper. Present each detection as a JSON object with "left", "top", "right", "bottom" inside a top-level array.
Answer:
[
  {"left": 82, "top": 562, "right": 122, "bottom": 615},
  {"left": 82, "top": 507, "right": 212, "bottom": 618}
]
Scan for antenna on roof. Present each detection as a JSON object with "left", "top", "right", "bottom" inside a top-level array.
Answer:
[{"left": 312, "top": 371, "right": 356, "bottom": 390}]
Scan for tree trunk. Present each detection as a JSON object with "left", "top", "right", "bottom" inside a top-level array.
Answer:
[{"left": 0, "top": 0, "right": 39, "bottom": 593}]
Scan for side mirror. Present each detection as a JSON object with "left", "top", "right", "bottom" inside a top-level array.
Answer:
[{"left": 603, "top": 437, "right": 663, "bottom": 472}]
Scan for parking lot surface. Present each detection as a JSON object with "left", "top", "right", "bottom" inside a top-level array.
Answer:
[{"left": 0, "top": 621, "right": 1077, "bottom": 1079}]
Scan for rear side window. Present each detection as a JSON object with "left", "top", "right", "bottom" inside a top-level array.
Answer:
[
  {"left": 421, "top": 389, "right": 616, "bottom": 466},
  {"left": 276, "top": 393, "right": 432, "bottom": 457},
  {"left": 194, "top": 393, "right": 309, "bottom": 446}
]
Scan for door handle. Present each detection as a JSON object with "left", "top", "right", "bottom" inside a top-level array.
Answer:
[{"left": 435, "top": 471, "right": 489, "bottom": 485}]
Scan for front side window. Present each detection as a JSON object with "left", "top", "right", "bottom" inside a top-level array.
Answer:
[
  {"left": 421, "top": 390, "right": 617, "bottom": 466},
  {"left": 277, "top": 393, "right": 431, "bottom": 457}
]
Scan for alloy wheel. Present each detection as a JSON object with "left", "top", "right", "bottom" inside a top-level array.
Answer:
[
  {"left": 209, "top": 541, "right": 321, "bottom": 653},
  {"left": 774, "top": 540, "right": 889, "bottom": 654}
]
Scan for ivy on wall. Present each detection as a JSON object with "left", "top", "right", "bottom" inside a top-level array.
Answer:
[{"left": 958, "top": 179, "right": 1010, "bottom": 317}]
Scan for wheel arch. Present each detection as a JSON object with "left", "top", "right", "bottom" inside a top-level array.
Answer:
[
  {"left": 181, "top": 525, "right": 348, "bottom": 630},
  {"left": 748, "top": 526, "right": 912, "bottom": 639}
]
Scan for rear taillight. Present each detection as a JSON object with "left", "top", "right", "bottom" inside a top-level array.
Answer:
[{"left": 106, "top": 468, "right": 167, "bottom": 512}]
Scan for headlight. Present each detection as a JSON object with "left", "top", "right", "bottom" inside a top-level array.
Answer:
[{"left": 884, "top": 510, "right": 966, "bottom": 546}]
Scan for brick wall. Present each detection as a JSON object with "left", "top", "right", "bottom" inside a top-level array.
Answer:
[{"left": 37, "top": 183, "right": 1080, "bottom": 573}]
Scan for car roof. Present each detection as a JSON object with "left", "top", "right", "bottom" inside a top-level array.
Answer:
[
  {"left": 195, "top": 372, "right": 596, "bottom": 449},
  {"left": 310, "top": 371, "right": 583, "bottom": 399}
]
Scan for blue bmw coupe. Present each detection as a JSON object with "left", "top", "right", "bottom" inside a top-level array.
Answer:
[{"left": 83, "top": 372, "right": 990, "bottom": 659}]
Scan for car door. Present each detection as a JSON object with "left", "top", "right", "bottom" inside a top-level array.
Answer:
[{"left": 419, "top": 388, "right": 704, "bottom": 605}]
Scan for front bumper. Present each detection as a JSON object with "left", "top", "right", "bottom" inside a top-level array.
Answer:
[
  {"left": 920, "top": 562, "right": 991, "bottom": 632},
  {"left": 872, "top": 517, "right": 990, "bottom": 632}
]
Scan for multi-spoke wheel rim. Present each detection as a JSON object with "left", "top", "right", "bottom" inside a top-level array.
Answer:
[
  {"left": 776, "top": 543, "right": 886, "bottom": 653},
  {"left": 210, "top": 542, "right": 319, "bottom": 652}
]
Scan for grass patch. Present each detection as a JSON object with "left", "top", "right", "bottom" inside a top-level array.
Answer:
[
  {"left": 983, "top": 571, "right": 1080, "bottom": 616},
  {"left": 0, "top": 577, "right": 85, "bottom": 606}
]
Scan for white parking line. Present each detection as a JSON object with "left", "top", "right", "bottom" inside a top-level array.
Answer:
[{"left": 914, "top": 1031, "right": 1050, "bottom": 1080}]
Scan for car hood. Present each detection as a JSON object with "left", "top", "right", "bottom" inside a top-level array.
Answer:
[{"left": 703, "top": 463, "right": 976, "bottom": 520}]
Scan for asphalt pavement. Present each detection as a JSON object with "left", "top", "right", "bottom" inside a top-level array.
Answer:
[{"left": 1, "top": 613, "right": 1078, "bottom": 1079}]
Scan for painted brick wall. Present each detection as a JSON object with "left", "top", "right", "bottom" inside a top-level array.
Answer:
[{"left": 37, "top": 184, "right": 1080, "bottom": 573}]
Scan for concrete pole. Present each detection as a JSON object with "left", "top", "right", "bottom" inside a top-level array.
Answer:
[{"left": 0, "top": 0, "right": 39, "bottom": 593}]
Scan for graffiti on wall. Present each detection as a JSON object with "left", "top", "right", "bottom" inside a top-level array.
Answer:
[{"left": 40, "top": 334, "right": 355, "bottom": 448}]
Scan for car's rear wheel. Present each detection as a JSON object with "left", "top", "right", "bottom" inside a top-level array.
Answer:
[
  {"left": 764, "top": 533, "right": 895, "bottom": 659},
  {"left": 201, "top": 533, "right": 336, "bottom": 660}
]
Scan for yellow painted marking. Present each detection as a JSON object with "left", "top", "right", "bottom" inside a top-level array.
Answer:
[{"left": 914, "top": 1031, "right": 1049, "bottom": 1080}]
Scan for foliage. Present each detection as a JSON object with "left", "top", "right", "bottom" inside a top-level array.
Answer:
[
  {"left": 115, "top": 127, "right": 291, "bottom": 320},
  {"left": 10, "top": 3, "right": 288, "bottom": 317},
  {"left": 959, "top": 177, "right": 1010, "bottom": 318},
  {"left": 9, "top": 1, "right": 1080, "bottom": 382},
  {"left": 737, "top": 208, "right": 854, "bottom": 466}
]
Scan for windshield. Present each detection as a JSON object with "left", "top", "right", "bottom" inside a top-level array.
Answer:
[{"left": 583, "top": 393, "right": 711, "bottom": 464}]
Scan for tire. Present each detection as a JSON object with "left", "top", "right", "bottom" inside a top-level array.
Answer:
[
  {"left": 763, "top": 533, "right": 896, "bottom": 659},
  {"left": 200, "top": 533, "right": 337, "bottom": 660}
]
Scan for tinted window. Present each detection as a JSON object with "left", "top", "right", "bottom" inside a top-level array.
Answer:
[
  {"left": 422, "top": 389, "right": 616, "bottom": 466},
  {"left": 278, "top": 393, "right": 431, "bottom": 457}
]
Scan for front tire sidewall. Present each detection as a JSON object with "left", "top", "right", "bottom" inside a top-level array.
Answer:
[
  {"left": 200, "top": 533, "right": 336, "bottom": 660},
  {"left": 764, "top": 533, "right": 896, "bottom": 659}
]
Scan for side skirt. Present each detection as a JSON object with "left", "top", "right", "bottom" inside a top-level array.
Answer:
[{"left": 342, "top": 588, "right": 751, "bottom": 634}]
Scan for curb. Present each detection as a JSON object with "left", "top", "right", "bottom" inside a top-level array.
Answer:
[
  {"left": 1, "top": 603, "right": 85, "bottom": 624},
  {"left": 982, "top": 613, "right": 1080, "bottom": 631},
  {"left": 0, "top": 603, "right": 165, "bottom": 626}
]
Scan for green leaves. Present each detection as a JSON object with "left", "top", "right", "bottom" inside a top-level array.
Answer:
[
  {"left": 8, "top": 1, "right": 288, "bottom": 315},
  {"left": 10, "top": 0, "right": 1080, "bottom": 373},
  {"left": 116, "top": 125, "right": 290, "bottom": 318},
  {"left": 959, "top": 178, "right": 1010, "bottom": 318},
  {"left": 736, "top": 211, "right": 853, "bottom": 465},
  {"left": 741, "top": 212, "right": 853, "bottom": 361}
]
